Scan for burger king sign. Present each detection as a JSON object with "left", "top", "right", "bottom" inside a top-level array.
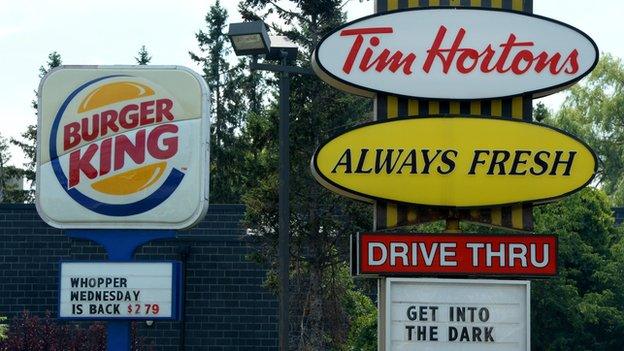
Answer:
[{"left": 36, "top": 66, "right": 210, "bottom": 229}]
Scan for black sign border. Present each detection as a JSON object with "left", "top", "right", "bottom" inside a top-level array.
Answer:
[{"left": 312, "top": 6, "right": 600, "bottom": 101}]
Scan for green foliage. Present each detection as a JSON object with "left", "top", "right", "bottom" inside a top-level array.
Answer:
[
  {"left": 135, "top": 45, "right": 152, "bottom": 65},
  {"left": 238, "top": 1, "right": 374, "bottom": 349},
  {"left": 545, "top": 54, "right": 624, "bottom": 205},
  {"left": 11, "top": 51, "right": 62, "bottom": 202},
  {"left": 534, "top": 101, "right": 551, "bottom": 122},
  {"left": 0, "top": 134, "right": 29, "bottom": 203},
  {"left": 190, "top": 0, "right": 262, "bottom": 203},
  {"left": 532, "top": 188, "right": 624, "bottom": 350},
  {"left": 0, "top": 316, "right": 6, "bottom": 341},
  {"left": 536, "top": 57, "right": 624, "bottom": 349},
  {"left": 342, "top": 288, "right": 377, "bottom": 351}
]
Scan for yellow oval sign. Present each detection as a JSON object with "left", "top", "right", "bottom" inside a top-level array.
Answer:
[{"left": 311, "top": 117, "right": 597, "bottom": 207}]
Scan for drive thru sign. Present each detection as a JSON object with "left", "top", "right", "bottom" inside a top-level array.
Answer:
[{"left": 353, "top": 233, "right": 557, "bottom": 277}]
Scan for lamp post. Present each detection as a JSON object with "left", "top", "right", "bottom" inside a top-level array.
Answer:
[{"left": 227, "top": 21, "right": 312, "bottom": 351}]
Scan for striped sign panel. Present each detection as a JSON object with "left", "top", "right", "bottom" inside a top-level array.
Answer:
[
  {"left": 378, "top": 0, "right": 530, "bottom": 12},
  {"left": 373, "top": 0, "right": 534, "bottom": 232}
]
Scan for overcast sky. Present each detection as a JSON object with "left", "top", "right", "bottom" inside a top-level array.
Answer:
[{"left": 1, "top": 0, "right": 622, "bottom": 167}]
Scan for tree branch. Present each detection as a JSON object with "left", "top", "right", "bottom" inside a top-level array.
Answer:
[{"left": 267, "top": 0, "right": 312, "bottom": 26}]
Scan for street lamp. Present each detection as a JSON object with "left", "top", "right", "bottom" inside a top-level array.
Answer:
[
  {"left": 227, "top": 20, "right": 312, "bottom": 351},
  {"left": 227, "top": 21, "right": 271, "bottom": 56}
]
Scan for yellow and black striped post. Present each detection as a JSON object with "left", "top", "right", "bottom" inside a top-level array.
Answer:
[
  {"left": 373, "top": 2, "right": 535, "bottom": 348},
  {"left": 373, "top": 0, "right": 534, "bottom": 233}
]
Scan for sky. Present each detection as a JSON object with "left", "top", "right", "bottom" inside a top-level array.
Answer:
[{"left": 0, "top": 0, "right": 622, "bottom": 167}]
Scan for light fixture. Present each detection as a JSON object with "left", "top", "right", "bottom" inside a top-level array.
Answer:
[
  {"left": 265, "top": 36, "right": 299, "bottom": 62},
  {"left": 226, "top": 20, "right": 310, "bottom": 351},
  {"left": 227, "top": 21, "right": 271, "bottom": 56}
]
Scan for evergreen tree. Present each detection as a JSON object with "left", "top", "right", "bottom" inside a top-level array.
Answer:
[
  {"left": 0, "top": 134, "right": 29, "bottom": 203},
  {"left": 10, "top": 51, "right": 61, "bottom": 202},
  {"left": 135, "top": 45, "right": 152, "bottom": 65},
  {"left": 238, "top": 1, "right": 374, "bottom": 349},
  {"left": 189, "top": 0, "right": 254, "bottom": 203}
]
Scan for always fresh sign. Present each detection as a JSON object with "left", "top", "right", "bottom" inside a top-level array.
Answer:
[
  {"left": 312, "top": 117, "right": 596, "bottom": 207},
  {"left": 36, "top": 66, "right": 210, "bottom": 229},
  {"left": 312, "top": 8, "right": 598, "bottom": 100}
]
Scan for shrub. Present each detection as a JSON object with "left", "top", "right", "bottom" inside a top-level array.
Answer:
[
  {"left": 0, "top": 311, "right": 152, "bottom": 351},
  {"left": 0, "top": 316, "right": 7, "bottom": 341}
]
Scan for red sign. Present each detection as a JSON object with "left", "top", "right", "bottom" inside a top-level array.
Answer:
[{"left": 354, "top": 233, "right": 557, "bottom": 277}]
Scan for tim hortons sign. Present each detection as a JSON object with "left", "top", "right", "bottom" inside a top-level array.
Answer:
[
  {"left": 311, "top": 117, "right": 596, "bottom": 207},
  {"left": 36, "top": 66, "right": 210, "bottom": 229},
  {"left": 312, "top": 8, "right": 598, "bottom": 100},
  {"left": 353, "top": 233, "right": 557, "bottom": 277}
]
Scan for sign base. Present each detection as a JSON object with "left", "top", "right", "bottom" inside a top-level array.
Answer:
[
  {"left": 65, "top": 229, "right": 176, "bottom": 351},
  {"left": 66, "top": 230, "right": 175, "bottom": 260}
]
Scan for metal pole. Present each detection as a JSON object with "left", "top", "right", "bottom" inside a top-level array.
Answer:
[
  {"left": 444, "top": 218, "right": 461, "bottom": 234},
  {"left": 105, "top": 235, "right": 135, "bottom": 351},
  {"left": 278, "top": 53, "right": 291, "bottom": 351},
  {"left": 107, "top": 322, "right": 131, "bottom": 350}
]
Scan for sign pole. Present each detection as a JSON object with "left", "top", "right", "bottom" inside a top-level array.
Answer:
[
  {"left": 278, "top": 53, "right": 291, "bottom": 351},
  {"left": 444, "top": 217, "right": 460, "bottom": 234},
  {"left": 246, "top": 55, "right": 313, "bottom": 351},
  {"left": 106, "top": 242, "right": 132, "bottom": 351},
  {"left": 66, "top": 229, "right": 176, "bottom": 351},
  {"left": 107, "top": 321, "right": 131, "bottom": 351}
]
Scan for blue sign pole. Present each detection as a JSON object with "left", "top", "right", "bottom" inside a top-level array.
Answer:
[
  {"left": 66, "top": 229, "right": 176, "bottom": 351},
  {"left": 107, "top": 321, "right": 131, "bottom": 350}
]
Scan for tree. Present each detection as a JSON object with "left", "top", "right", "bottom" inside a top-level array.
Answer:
[
  {"left": 342, "top": 284, "right": 377, "bottom": 351},
  {"left": 531, "top": 188, "right": 624, "bottom": 350},
  {"left": 534, "top": 56, "right": 624, "bottom": 348},
  {"left": 189, "top": 0, "right": 256, "bottom": 203},
  {"left": 135, "top": 45, "right": 152, "bottom": 65},
  {"left": 11, "top": 51, "right": 62, "bottom": 201},
  {"left": 0, "top": 134, "right": 29, "bottom": 203},
  {"left": 546, "top": 54, "right": 624, "bottom": 205},
  {"left": 0, "top": 135, "right": 13, "bottom": 200},
  {"left": 0, "top": 316, "right": 5, "bottom": 341},
  {"left": 238, "top": 1, "right": 374, "bottom": 349},
  {"left": 534, "top": 101, "right": 551, "bottom": 122}
]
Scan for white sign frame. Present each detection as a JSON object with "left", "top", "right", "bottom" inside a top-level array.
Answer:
[
  {"left": 36, "top": 65, "right": 210, "bottom": 229},
  {"left": 380, "top": 278, "right": 530, "bottom": 351}
]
